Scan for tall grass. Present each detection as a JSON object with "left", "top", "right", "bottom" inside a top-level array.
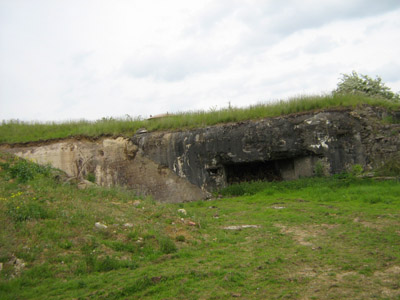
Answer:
[{"left": 1, "top": 94, "right": 399, "bottom": 144}]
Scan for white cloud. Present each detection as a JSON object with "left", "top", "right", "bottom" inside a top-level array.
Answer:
[{"left": 1, "top": 1, "right": 400, "bottom": 121}]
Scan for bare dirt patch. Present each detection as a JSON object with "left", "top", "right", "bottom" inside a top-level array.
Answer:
[
  {"left": 275, "top": 223, "right": 338, "bottom": 247},
  {"left": 276, "top": 222, "right": 400, "bottom": 298},
  {"left": 299, "top": 266, "right": 400, "bottom": 299},
  {"left": 353, "top": 217, "right": 383, "bottom": 229},
  {"left": 353, "top": 216, "right": 400, "bottom": 231}
]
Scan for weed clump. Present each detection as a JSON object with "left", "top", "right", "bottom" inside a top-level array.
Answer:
[
  {"left": 375, "top": 155, "right": 400, "bottom": 177},
  {"left": 85, "top": 172, "right": 96, "bottom": 183},
  {"left": 76, "top": 254, "right": 137, "bottom": 274},
  {"left": 350, "top": 164, "right": 364, "bottom": 177},
  {"left": 176, "top": 235, "right": 186, "bottom": 242},
  {"left": 1, "top": 158, "right": 52, "bottom": 183},
  {"left": 7, "top": 199, "right": 50, "bottom": 222},
  {"left": 314, "top": 161, "right": 326, "bottom": 177},
  {"left": 95, "top": 256, "right": 137, "bottom": 272},
  {"left": 219, "top": 181, "right": 268, "bottom": 197},
  {"left": 158, "top": 236, "right": 177, "bottom": 254},
  {"left": 77, "top": 239, "right": 137, "bottom": 274}
]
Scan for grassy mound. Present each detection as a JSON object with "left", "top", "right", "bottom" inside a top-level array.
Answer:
[
  {"left": 1, "top": 94, "right": 399, "bottom": 144},
  {"left": 1, "top": 153, "right": 400, "bottom": 299}
]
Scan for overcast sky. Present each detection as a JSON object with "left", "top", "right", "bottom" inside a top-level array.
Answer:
[{"left": 1, "top": 0, "right": 400, "bottom": 122}]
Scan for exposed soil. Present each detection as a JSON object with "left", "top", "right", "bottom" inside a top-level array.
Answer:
[
  {"left": 275, "top": 223, "right": 338, "bottom": 247},
  {"left": 0, "top": 134, "right": 118, "bottom": 148}
]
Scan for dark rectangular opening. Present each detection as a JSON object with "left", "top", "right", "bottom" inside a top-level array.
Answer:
[{"left": 224, "top": 160, "right": 283, "bottom": 184}]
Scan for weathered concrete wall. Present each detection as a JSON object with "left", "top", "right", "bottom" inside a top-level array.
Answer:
[
  {"left": 132, "top": 106, "right": 400, "bottom": 192},
  {"left": 1, "top": 137, "right": 207, "bottom": 202},
  {"left": 1, "top": 106, "right": 399, "bottom": 201}
]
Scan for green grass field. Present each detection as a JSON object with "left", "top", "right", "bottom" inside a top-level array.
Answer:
[
  {"left": 1, "top": 94, "right": 399, "bottom": 144},
  {"left": 1, "top": 152, "right": 399, "bottom": 299}
]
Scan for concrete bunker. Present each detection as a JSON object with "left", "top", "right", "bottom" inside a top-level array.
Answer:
[
  {"left": 129, "top": 106, "right": 397, "bottom": 197},
  {"left": 4, "top": 106, "right": 400, "bottom": 202}
]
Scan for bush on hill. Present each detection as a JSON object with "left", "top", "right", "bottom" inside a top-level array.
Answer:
[{"left": 334, "top": 71, "right": 400, "bottom": 102}]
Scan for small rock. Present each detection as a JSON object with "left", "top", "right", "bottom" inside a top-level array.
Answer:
[
  {"left": 14, "top": 259, "right": 25, "bottom": 275},
  {"left": 177, "top": 208, "right": 187, "bottom": 215},
  {"left": 151, "top": 276, "right": 163, "bottom": 283},
  {"left": 77, "top": 179, "right": 96, "bottom": 190},
  {"left": 124, "top": 223, "right": 134, "bottom": 228},
  {"left": 362, "top": 172, "right": 374, "bottom": 178},
  {"left": 95, "top": 222, "right": 108, "bottom": 229},
  {"left": 272, "top": 206, "right": 285, "bottom": 209},
  {"left": 136, "top": 128, "right": 148, "bottom": 134},
  {"left": 223, "top": 225, "right": 260, "bottom": 230},
  {"left": 232, "top": 293, "right": 241, "bottom": 298},
  {"left": 7, "top": 256, "right": 25, "bottom": 277}
]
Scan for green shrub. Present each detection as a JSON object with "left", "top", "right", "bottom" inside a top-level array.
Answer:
[
  {"left": 350, "top": 164, "right": 364, "bottom": 176},
  {"left": 127, "top": 230, "right": 140, "bottom": 241},
  {"left": 333, "top": 172, "right": 352, "bottom": 180},
  {"left": 7, "top": 198, "right": 50, "bottom": 222},
  {"left": 176, "top": 235, "right": 186, "bottom": 242},
  {"left": 95, "top": 256, "right": 136, "bottom": 272},
  {"left": 221, "top": 271, "right": 246, "bottom": 288},
  {"left": 314, "top": 161, "right": 325, "bottom": 177},
  {"left": 23, "top": 263, "right": 54, "bottom": 280},
  {"left": 95, "top": 256, "right": 118, "bottom": 272},
  {"left": 103, "top": 240, "right": 138, "bottom": 253},
  {"left": 9, "top": 160, "right": 36, "bottom": 182},
  {"left": 364, "top": 195, "right": 385, "bottom": 204},
  {"left": 5, "top": 159, "right": 51, "bottom": 183},
  {"left": 334, "top": 71, "right": 399, "bottom": 102},
  {"left": 76, "top": 252, "right": 137, "bottom": 274},
  {"left": 85, "top": 172, "right": 96, "bottom": 183},
  {"left": 58, "top": 240, "right": 73, "bottom": 250},
  {"left": 158, "top": 236, "right": 177, "bottom": 254},
  {"left": 374, "top": 155, "right": 400, "bottom": 177},
  {"left": 219, "top": 181, "right": 268, "bottom": 197},
  {"left": 119, "top": 276, "right": 154, "bottom": 295}
]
